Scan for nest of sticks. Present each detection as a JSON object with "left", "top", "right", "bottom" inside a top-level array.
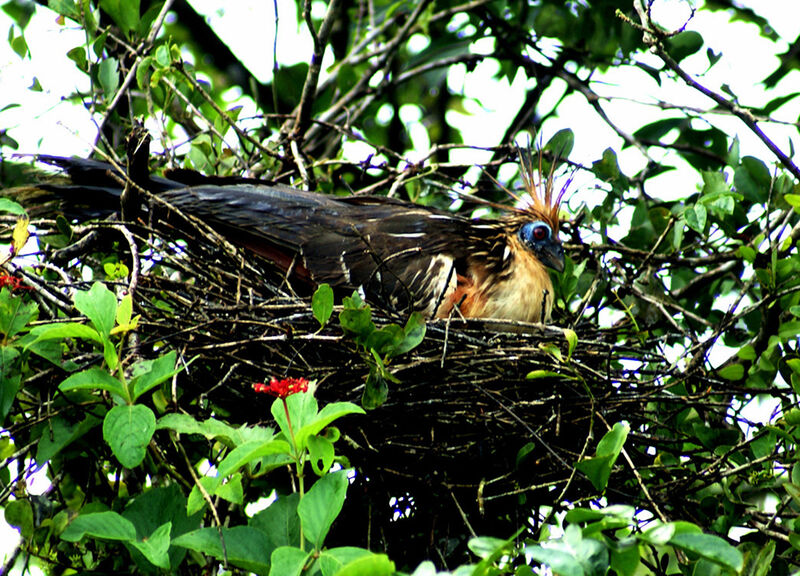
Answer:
[{"left": 8, "top": 188, "right": 726, "bottom": 565}]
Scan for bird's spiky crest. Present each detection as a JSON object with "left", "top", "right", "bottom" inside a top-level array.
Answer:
[{"left": 517, "top": 146, "right": 567, "bottom": 231}]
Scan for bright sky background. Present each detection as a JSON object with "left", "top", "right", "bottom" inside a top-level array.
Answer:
[{"left": 1, "top": 0, "right": 800, "bottom": 570}]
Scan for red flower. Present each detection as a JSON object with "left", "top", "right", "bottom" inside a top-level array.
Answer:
[
  {"left": 253, "top": 377, "right": 309, "bottom": 399},
  {"left": 0, "top": 274, "right": 31, "bottom": 291}
]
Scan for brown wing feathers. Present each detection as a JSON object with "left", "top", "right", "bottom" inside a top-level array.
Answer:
[{"left": 154, "top": 184, "right": 473, "bottom": 316}]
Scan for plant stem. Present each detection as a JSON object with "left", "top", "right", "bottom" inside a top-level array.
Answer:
[{"left": 282, "top": 398, "right": 305, "bottom": 551}]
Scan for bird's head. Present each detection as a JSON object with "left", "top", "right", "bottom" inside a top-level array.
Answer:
[
  {"left": 518, "top": 220, "right": 565, "bottom": 272},
  {"left": 514, "top": 146, "right": 568, "bottom": 273}
]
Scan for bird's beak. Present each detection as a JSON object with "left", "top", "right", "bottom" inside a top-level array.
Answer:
[{"left": 539, "top": 242, "right": 565, "bottom": 273}]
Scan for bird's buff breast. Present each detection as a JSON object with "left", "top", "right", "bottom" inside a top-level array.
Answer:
[
  {"left": 475, "top": 254, "right": 554, "bottom": 323},
  {"left": 435, "top": 248, "right": 554, "bottom": 323}
]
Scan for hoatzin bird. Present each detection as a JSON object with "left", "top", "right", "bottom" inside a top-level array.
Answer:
[{"left": 38, "top": 153, "right": 566, "bottom": 323}]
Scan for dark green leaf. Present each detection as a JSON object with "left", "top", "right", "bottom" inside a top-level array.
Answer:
[
  {"left": 173, "top": 526, "right": 273, "bottom": 574},
  {"left": 59, "top": 367, "right": 127, "bottom": 398},
  {"left": 0, "top": 288, "right": 37, "bottom": 339},
  {"left": 36, "top": 414, "right": 100, "bottom": 465},
  {"left": 4, "top": 499, "right": 34, "bottom": 539},
  {"left": 216, "top": 439, "right": 291, "bottom": 477},
  {"left": 129, "top": 522, "right": 171, "bottom": 569},
  {"left": 97, "top": 57, "right": 119, "bottom": 95},
  {"left": 102, "top": 404, "right": 156, "bottom": 468},
  {"left": 319, "top": 547, "right": 395, "bottom": 576},
  {"left": 575, "top": 421, "right": 629, "bottom": 491},
  {"left": 312, "top": 283, "right": 334, "bottom": 327},
  {"left": 669, "top": 532, "right": 743, "bottom": 571},
  {"left": 250, "top": 493, "right": 302, "bottom": 550},
  {"left": 544, "top": 128, "right": 574, "bottom": 158},
  {"left": 131, "top": 350, "right": 180, "bottom": 401},
  {"left": 393, "top": 312, "right": 426, "bottom": 356},
  {"left": 527, "top": 546, "right": 582, "bottom": 576},
  {"left": 666, "top": 31, "right": 704, "bottom": 62},
  {"left": 0, "top": 198, "right": 26, "bottom": 215},
  {"left": 156, "top": 413, "right": 253, "bottom": 444},
  {"left": 74, "top": 282, "right": 117, "bottom": 338},
  {"left": 99, "top": 0, "right": 140, "bottom": 35},
  {"left": 362, "top": 368, "right": 388, "bottom": 410},
  {"left": 298, "top": 469, "right": 348, "bottom": 549},
  {"left": 684, "top": 203, "right": 707, "bottom": 233},
  {"left": 62, "top": 511, "right": 137, "bottom": 542},
  {"left": 307, "top": 434, "right": 335, "bottom": 476},
  {"left": 269, "top": 546, "right": 311, "bottom": 576}
]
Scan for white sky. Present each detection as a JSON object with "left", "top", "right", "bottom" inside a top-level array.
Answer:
[{"left": 1, "top": 0, "right": 799, "bottom": 569}]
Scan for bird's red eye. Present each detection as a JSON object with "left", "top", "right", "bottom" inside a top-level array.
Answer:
[{"left": 533, "top": 225, "right": 548, "bottom": 240}]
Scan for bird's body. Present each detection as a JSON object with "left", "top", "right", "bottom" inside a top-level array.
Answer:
[{"left": 39, "top": 155, "right": 566, "bottom": 323}]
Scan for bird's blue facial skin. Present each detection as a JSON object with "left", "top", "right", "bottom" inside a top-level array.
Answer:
[
  {"left": 519, "top": 221, "right": 552, "bottom": 247},
  {"left": 519, "top": 221, "right": 565, "bottom": 273}
]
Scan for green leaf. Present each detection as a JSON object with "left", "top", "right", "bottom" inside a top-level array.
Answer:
[
  {"left": 269, "top": 546, "right": 311, "bottom": 576},
  {"left": 544, "top": 128, "right": 575, "bottom": 158},
  {"left": 365, "top": 325, "right": 404, "bottom": 356},
  {"left": 216, "top": 473, "right": 244, "bottom": 505},
  {"left": 116, "top": 292, "right": 132, "bottom": 326},
  {"left": 216, "top": 439, "right": 291, "bottom": 477},
  {"left": 779, "top": 321, "right": 800, "bottom": 340},
  {"left": 526, "top": 369, "right": 566, "bottom": 379},
  {"left": 173, "top": 526, "right": 273, "bottom": 574},
  {"left": 0, "top": 198, "right": 27, "bottom": 215},
  {"left": 27, "top": 322, "right": 102, "bottom": 344},
  {"left": 575, "top": 421, "right": 629, "bottom": 491},
  {"left": 734, "top": 156, "right": 770, "bottom": 203},
  {"left": 393, "top": 312, "right": 426, "bottom": 356},
  {"left": 59, "top": 367, "right": 127, "bottom": 398},
  {"left": 669, "top": 532, "right": 743, "bottom": 572},
  {"left": 187, "top": 476, "right": 219, "bottom": 515},
  {"left": 339, "top": 293, "right": 375, "bottom": 344},
  {"left": 786, "top": 193, "right": 800, "bottom": 210},
  {"left": 129, "top": 522, "right": 172, "bottom": 569},
  {"left": 298, "top": 469, "right": 348, "bottom": 550},
  {"left": 74, "top": 282, "right": 118, "bottom": 338},
  {"left": 62, "top": 511, "right": 137, "bottom": 542},
  {"left": 103, "top": 404, "right": 156, "bottom": 468},
  {"left": 666, "top": 31, "right": 704, "bottom": 62},
  {"left": 563, "top": 328, "right": 578, "bottom": 360},
  {"left": 0, "top": 371, "right": 20, "bottom": 423},
  {"left": 307, "top": 434, "right": 335, "bottom": 476},
  {"left": 296, "top": 401, "right": 365, "bottom": 449},
  {"left": 131, "top": 350, "right": 180, "bottom": 401},
  {"left": 527, "top": 546, "right": 582, "bottom": 576},
  {"left": 250, "top": 493, "right": 302, "bottom": 550},
  {"left": 610, "top": 539, "right": 640, "bottom": 576},
  {"left": 684, "top": 203, "right": 707, "bottom": 233},
  {"left": 156, "top": 413, "right": 266, "bottom": 445},
  {"left": 468, "top": 536, "right": 511, "bottom": 559},
  {"left": 740, "top": 540, "right": 775, "bottom": 576},
  {"left": 4, "top": 499, "right": 34, "bottom": 539},
  {"left": 272, "top": 391, "right": 319, "bottom": 441},
  {"left": 0, "top": 288, "right": 38, "bottom": 339},
  {"left": 319, "top": 547, "right": 395, "bottom": 576},
  {"left": 99, "top": 0, "right": 140, "bottom": 35},
  {"left": 362, "top": 367, "right": 389, "bottom": 410},
  {"left": 717, "top": 363, "right": 744, "bottom": 380},
  {"left": 36, "top": 414, "right": 101, "bottom": 465},
  {"left": 641, "top": 521, "right": 699, "bottom": 546},
  {"left": 785, "top": 409, "right": 800, "bottom": 426},
  {"left": 97, "top": 56, "right": 119, "bottom": 96},
  {"left": 312, "top": 283, "right": 334, "bottom": 327}
]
